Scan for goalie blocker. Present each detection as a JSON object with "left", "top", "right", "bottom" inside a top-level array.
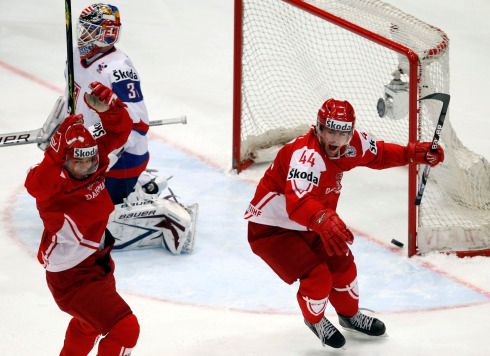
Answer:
[{"left": 108, "top": 172, "right": 198, "bottom": 255}]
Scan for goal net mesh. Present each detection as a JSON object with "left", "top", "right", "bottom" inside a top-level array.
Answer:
[{"left": 238, "top": 0, "right": 490, "bottom": 254}]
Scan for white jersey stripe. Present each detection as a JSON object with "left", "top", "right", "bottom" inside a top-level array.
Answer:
[
  {"left": 64, "top": 214, "right": 100, "bottom": 249},
  {"left": 255, "top": 192, "right": 278, "bottom": 209}
]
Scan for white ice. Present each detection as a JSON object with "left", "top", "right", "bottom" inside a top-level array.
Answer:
[{"left": 0, "top": 1, "right": 489, "bottom": 355}]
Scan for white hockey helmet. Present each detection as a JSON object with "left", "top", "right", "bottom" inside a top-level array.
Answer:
[{"left": 77, "top": 4, "right": 121, "bottom": 59}]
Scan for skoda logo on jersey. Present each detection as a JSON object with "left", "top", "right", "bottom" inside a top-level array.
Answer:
[
  {"left": 113, "top": 68, "right": 139, "bottom": 82},
  {"left": 287, "top": 168, "right": 320, "bottom": 185},
  {"left": 369, "top": 139, "right": 377, "bottom": 154},
  {"left": 74, "top": 146, "right": 98, "bottom": 158},
  {"left": 325, "top": 119, "right": 352, "bottom": 132},
  {"left": 90, "top": 122, "right": 107, "bottom": 139}
]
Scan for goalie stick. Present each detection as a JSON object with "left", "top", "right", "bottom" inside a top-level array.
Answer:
[
  {"left": 414, "top": 92, "right": 450, "bottom": 205},
  {"left": 0, "top": 2, "right": 75, "bottom": 148},
  {"left": 65, "top": 0, "right": 75, "bottom": 115}
]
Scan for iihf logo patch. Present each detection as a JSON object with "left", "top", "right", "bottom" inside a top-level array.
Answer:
[
  {"left": 345, "top": 145, "right": 357, "bottom": 157},
  {"left": 97, "top": 62, "right": 108, "bottom": 73}
]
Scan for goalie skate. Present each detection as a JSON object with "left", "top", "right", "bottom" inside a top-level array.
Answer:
[{"left": 109, "top": 172, "right": 198, "bottom": 254}]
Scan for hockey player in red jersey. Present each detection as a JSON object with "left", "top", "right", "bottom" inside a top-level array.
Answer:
[
  {"left": 25, "top": 82, "right": 139, "bottom": 356},
  {"left": 245, "top": 98, "right": 444, "bottom": 348}
]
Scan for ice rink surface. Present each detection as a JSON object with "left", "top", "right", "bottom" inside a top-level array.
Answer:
[{"left": 1, "top": 1, "right": 489, "bottom": 355}]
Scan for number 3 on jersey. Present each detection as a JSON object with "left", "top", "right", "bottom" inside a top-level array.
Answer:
[
  {"left": 112, "top": 80, "right": 143, "bottom": 103},
  {"left": 127, "top": 82, "right": 137, "bottom": 99},
  {"left": 299, "top": 150, "right": 316, "bottom": 167}
]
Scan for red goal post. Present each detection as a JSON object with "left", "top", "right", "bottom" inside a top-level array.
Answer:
[{"left": 233, "top": 0, "right": 490, "bottom": 257}]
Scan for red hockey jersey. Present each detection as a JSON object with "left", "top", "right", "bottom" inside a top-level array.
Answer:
[
  {"left": 25, "top": 109, "right": 132, "bottom": 272},
  {"left": 244, "top": 127, "right": 409, "bottom": 230}
]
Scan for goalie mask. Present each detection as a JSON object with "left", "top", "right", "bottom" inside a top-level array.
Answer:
[
  {"left": 64, "top": 124, "right": 99, "bottom": 180},
  {"left": 316, "top": 98, "right": 356, "bottom": 158},
  {"left": 78, "top": 3, "right": 121, "bottom": 60}
]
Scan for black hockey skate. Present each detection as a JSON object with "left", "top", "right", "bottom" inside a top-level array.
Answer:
[
  {"left": 304, "top": 317, "right": 346, "bottom": 348},
  {"left": 338, "top": 311, "right": 386, "bottom": 336}
]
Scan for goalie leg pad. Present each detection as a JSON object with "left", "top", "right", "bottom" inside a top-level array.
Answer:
[
  {"left": 181, "top": 203, "right": 198, "bottom": 254},
  {"left": 109, "top": 197, "right": 198, "bottom": 255}
]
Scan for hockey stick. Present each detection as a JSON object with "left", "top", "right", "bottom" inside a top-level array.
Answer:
[
  {"left": 0, "top": 115, "right": 188, "bottom": 148},
  {"left": 414, "top": 92, "right": 450, "bottom": 205},
  {"left": 0, "top": 129, "right": 43, "bottom": 147},
  {"left": 65, "top": 0, "right": 75, "bottom": 114},
  {"left": 149, "top": 116, "right": 187, "bottom": 126}
]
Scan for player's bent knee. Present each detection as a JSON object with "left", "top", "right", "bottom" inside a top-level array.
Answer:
[
  {"left": 331, "top": 259, "right": 357, "bottom": 286},
  {"left": 298, "top": 265, "right": 332, "bottom": 323},
  {"left": 108, "top": 313, "right": 140, "bottom": 348},
  {"left": 327, "top": 249, "right": 355, "bottom": 274},
  {"left": 299, "top": 264, "right": 331, "bottom": 298}
]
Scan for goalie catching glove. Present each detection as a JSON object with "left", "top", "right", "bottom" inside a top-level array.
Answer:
[
  {"left": 406, "top": 142, "right": 444, "bottom": 167},
  {"left": 309, "top": 209, "right": 354, "bottom": 256}
]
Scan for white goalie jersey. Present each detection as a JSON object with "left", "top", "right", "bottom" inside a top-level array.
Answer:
[{"left": 67, "top": 47, "right": 150, "bottom": 179}]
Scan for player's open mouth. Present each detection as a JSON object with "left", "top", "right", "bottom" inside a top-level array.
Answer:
[{"left": 328, "top": 144, "right": 339, "bottom": 151}]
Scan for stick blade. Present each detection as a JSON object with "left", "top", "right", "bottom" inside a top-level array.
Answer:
[{"left": 419, "top": 92, "right": 450, "bottom": 106}]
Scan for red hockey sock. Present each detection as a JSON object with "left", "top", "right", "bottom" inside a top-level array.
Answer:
[
  {"left": 329, "top": 261, "right": 359, "bottom": 317},
  {"left": 60, "top": 317, "right": 99, "bottom": 356},
  {"left": 297, "top": 264, "right": 332, "bottom": 324},
  {"left": 98, "top": 313, "right": 140, "bottom": 356}
]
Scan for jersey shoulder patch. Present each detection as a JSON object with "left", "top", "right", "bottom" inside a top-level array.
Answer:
[{"left": 357, "top": 130, "right": 378, "bottom": 156}]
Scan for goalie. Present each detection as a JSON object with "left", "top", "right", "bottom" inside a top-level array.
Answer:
[{"left": 39, "top": 3, "right": 198, "bottom": 254}]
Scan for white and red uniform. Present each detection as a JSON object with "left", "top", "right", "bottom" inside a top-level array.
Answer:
[
  {"left": 25, "top": 104, "right": 139, "bottom": 353},
  {"left": 25, "top": 107, "right": 132, "bottom": 272},
  {"left": 246, "top": 126, "right": 409, "bottom": 323},
  {"left": 67, "top": 47, "right": 150, "bottom": 181},
  {"left": 245, "top": 127, "right": 408, "bottom": 230}
]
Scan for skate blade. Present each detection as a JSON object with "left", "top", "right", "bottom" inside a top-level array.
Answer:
[{"left": 340, "top": 326, "right": 389, "bottom": 339}]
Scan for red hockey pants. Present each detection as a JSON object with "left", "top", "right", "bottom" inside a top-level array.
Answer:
[
  {"left": 248, "top": 222, "right": 359, "bottom": 323},
  {"left": 46, "top": 234, "right": 139, "bottom": 355}
]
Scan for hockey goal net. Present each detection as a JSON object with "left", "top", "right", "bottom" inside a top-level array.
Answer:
[{"left": 233, "top": 0, "right": 490, "bottom": 256}]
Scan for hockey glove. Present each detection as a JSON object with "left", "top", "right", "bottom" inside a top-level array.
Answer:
[
  {"left": 46, "top": 114, "right": 84, "bottom": 164},
  {"left": 324, "top": 235, "right": 350, "bottom": 257},
  {"left": 310, "top": 209, "right": 354, "bottom": 256},
  {"left": 84, "top": 81, "right": 126, "bottom": 113},
  {"left": 406, "top": 142, "right": 444, "bottom": 167}
]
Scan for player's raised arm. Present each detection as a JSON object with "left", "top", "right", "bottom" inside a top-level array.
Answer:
[{"left": 84, "top": 81, "right": 133, "bottom": 153}]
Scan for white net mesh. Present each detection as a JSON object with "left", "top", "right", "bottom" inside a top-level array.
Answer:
[{"left": 238, "top": 0, "right": 490, "bottom": 254}]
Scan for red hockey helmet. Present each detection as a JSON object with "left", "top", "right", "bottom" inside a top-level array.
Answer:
[
  {"left": 317, "top": 98, "right": 356, "bottom": 133},
  {"left": 77, "top": 4, "right": 121, "bottom": 59},
  {"left": 64, "top": 123, "right": 99, "bottom": 179}
]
